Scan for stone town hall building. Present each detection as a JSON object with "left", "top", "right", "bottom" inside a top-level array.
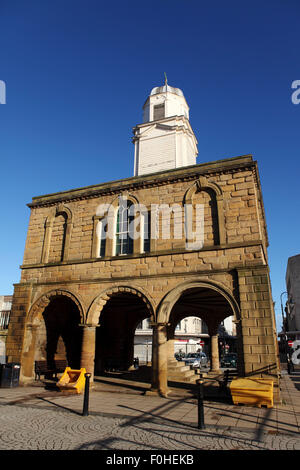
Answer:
[{"left": 6, "top": 80, "right": 280, "bottom": 398}]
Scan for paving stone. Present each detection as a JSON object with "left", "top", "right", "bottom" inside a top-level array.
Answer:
[{"left": 0, "top": 371, "right": 299, "bottom": 450}]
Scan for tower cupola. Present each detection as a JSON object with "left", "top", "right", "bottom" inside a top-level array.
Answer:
[{"left": 133, "top": 77, "right": 198, "bottom": 176}]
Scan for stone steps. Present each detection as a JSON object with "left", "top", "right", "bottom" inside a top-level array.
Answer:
[
  {"left": 168, "top": 362, "right": 191, "bottom": 373},
  {"left": 167, "top": 359, "right": 199, "bottom": 383}
]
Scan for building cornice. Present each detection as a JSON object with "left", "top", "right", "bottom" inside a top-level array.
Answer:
[
  {"left": 20, "top": 239, "right": 265, "bottom": 270},
  {"left": 28, "top": 154, "right": 255, "bottom": 209},
  {"left": 15, "top": 262, "right": 268, "bottom": 290}
]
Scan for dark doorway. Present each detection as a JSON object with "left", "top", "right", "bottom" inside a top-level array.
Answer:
[
  {"left": 42, "top": 296, "right": 82, "bottom": 370},
  {"left": 94, "top": 293, "right": 150, "bottom": 374}
]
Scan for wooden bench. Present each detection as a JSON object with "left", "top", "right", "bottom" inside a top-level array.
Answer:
[{"left": 34, "top": 360, "right": 68, "bottom": 381}]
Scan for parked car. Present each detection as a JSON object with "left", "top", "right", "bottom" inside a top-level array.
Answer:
[
  {"left": 175, "top": 352, "right": 186, "bottom": 361},
  {"left": 184, "top": 352, "right": 208, "bottom": 369},
  {"left": 221, "top": 353, "right": 237, "bottom": 368}
]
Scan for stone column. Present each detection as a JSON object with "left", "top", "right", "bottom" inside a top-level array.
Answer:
[
  {"left": 91, "top": 216, "right": 103, "bottom": 258},
  {"left": 210, "top": 333, "right": 220, "bottom": 372},
  {"left": 80, "top": 325, "right": 97, "bottom": 382},
  {"left": 206, "top": 318, "right": 221, "bottom": 373},
  {"left": 147, "top": 322, "right": 170, "bottom": 397}
]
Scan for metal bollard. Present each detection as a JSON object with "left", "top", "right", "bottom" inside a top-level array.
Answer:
[
  {"left": 197, "top": 378, "right": 205, "bottom": 429},
  {"left": 82, "top": 373, "right": 91, "bottom": 416}
]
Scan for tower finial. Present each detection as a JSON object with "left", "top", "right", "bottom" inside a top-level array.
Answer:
[{"left": 164, "top": 72, "right": 168, "bottom": 86}]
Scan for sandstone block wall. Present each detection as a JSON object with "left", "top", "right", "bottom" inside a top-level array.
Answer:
[{"left": 6, "top": 155, "right": 280, "bottom": 396}]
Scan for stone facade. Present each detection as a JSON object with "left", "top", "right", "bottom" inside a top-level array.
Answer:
[{"left": 6, "top": 154, "right": 280, "bottom": 399}]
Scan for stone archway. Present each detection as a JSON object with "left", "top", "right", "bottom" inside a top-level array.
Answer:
[
  {"left": 81, "top": 286, "right": 155, "bottom": 379},
  {"left": 21, "top": 289, "right": 84, "bottom": 382},
  {"left": 148, "top": 280, "right": 240, "bottom": 396},
  {"left": 87, "top": 286, "right": 154, "bottom": 325},
  {"left": 27, "top": 289, "right": 84, "bottom": 325},
  {"left": 157, "top": 280, "right": 240, "bottom": 325}
]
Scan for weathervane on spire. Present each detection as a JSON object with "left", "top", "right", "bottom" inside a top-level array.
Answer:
[{"left": 164, "top": 72, "right": 168, "bottom": 86}]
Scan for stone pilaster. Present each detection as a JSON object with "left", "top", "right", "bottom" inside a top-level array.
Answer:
[
  {"left": 6, "top": 284, "right": 33, "bottom": 366},
  {"left": 205, "top": 319, "right": 221, "bottom": 373},
  {"left": 237, "top": 266, "right": 280, "bottom": 400},
  {"left": 41, "top": 216, "right": 54, "bottom": 263}
]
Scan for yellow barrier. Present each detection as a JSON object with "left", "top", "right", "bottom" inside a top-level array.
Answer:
[
  {"left": 57, "top": 367, "right": 87, "bottom": 394},
  {"left": 229, "top": 378, "right": 274, "bottom": 408}
]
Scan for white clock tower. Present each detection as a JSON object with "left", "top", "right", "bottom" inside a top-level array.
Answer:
[{"left": 133, "top": 77, "right": 198, "bottom": 176}]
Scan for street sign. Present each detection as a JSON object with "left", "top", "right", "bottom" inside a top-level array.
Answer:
[
  {"left": 288, "top": 340, "right": 293, "bottom": 347},
  {"left": 199, "top": 340, "right": 204, "bottom": 346}
]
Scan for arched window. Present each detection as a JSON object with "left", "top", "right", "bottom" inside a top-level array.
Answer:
[
  {"left": 115, "top": 200, "right": 134, "bottom": 255},
  {"left": 48, "top": 213, "right": 67, "bottom": 263},
  {"left": 42, "top": 205, "right": 73, "bottom": 264},
  {"left": 184, "top": 178, "right": 225, "bottom": 249},
  {"left": 92, "top": 196, "right": 151, "bottom": 257}
]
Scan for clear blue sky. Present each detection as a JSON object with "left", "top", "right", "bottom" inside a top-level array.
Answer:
[{"left": 0, "top": 0, "right": 299, "bottom": 332}]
